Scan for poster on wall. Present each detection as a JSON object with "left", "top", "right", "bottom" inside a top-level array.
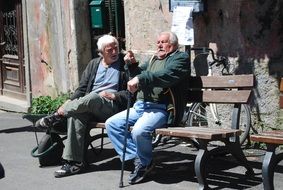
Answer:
[
  {"left": 171, "top": 6, "right": 194, "bottom": 45},
  {"left": 169, "top": 0, "right": 203, "bottom": 12}
]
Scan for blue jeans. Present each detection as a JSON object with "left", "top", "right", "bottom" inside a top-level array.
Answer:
[{"left": 105, "top": 100, "right": 168, "bottom": 166}]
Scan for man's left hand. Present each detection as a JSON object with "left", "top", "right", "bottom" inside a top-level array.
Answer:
[
  {"left": 99, "top": 91, "right": 116, "bottom": 100},
  {"left": 127, "top": 76, "right": 139, "bottom": 93}
]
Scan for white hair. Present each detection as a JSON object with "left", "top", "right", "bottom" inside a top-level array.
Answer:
[
  {"left": 160, "top": 31, "right": 179, "bottom": 46},
  {"left": 97, "top": 35, "right": 119, "bottom": 54}
]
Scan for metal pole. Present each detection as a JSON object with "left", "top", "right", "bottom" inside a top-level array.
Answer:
[
  {"left": 119, "top": 61, "right": 132, "bottom": 188},
  {"left": 119, "top": 90, "right": 131, "bottom": 188}
]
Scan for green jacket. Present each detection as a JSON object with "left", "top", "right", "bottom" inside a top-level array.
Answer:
[{"left": 135, "top": 50, "right": 190, "bottom": 125}]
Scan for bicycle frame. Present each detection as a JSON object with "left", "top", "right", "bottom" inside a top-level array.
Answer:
[{"left": 190, "top": 47, "right": 223, "bottom": 125}]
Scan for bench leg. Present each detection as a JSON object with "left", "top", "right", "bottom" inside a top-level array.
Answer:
[
  {"left": 89, "top": 128, "right": 107, "bottom": 154},
  {"left": 194, "top": 140, "right": 209, "bottom": 190},
  {"left": 226, "top": 141, "right": 254, "bottom": 176},
  {"left": 84, "top": 128, "right": 107, "bottom": 165},
  {"left": 98, "top": 128, "right": 105, "bottom": 151},
  {"left": 262, "top": 144, "right": 283, "bottom": 190}
]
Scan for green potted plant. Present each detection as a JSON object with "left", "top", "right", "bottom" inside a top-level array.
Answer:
[{"left": 23, "top": 94, "right": 70, "bottom": 123}]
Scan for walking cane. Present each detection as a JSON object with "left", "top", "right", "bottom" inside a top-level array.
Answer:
[
  {"left": 119, "top": 61, "right": 132, "bottom": 188},
  {"left": 119, "top": 90, "right": 131, "bottom": 188}
]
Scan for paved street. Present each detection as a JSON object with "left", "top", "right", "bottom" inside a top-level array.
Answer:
[{"left": 0, "top": 111, "right": 282, "bottom": 190}]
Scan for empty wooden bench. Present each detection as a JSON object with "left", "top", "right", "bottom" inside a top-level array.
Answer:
[
  {"left": 250, "top": 131, "right": 283, "bottom": 190},
  {"left": 155, "top": 74, "right": 255, "bottom": 190}
]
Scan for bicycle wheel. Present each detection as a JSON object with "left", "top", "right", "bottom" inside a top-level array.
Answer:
[{"left": 186, "top": 103, "right": 251, "bottom": 145}]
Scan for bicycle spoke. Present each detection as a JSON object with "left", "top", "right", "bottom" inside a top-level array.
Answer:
[{"left": 187, "top": 103, "right": 251, "bottom": 146}]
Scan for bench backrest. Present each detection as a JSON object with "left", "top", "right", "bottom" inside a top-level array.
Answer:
[{"left": 187, "top": 74, "right": 254, "bottom": 104}]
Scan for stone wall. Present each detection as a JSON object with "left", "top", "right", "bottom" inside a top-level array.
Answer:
[
  {"left": 25, "top": 0, "right": 91, "bottom": 97},
  {"left": 124, "top": 0, "right": 283, "bottom": 130}
]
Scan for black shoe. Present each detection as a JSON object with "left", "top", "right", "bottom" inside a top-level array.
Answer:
[
  {"left": 128, "top": 158, "right": 154, "bottom": 185},
  {"left": 35, "top": 113, "right": 62, "bottom": 129},
  {"left": 54, "top": 161, "right": 83, "bottom": 178}
]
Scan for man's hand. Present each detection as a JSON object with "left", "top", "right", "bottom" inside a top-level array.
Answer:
[
  {"left": 57, "top": 99, "right": 71, "bottom": 116},
  {"left": 124, "top": 50, "right": 137, "bottom": 64},
  {"left": 99, "top": 91, "right": 116, "bottom": 100},
  {"left": 127, "top": 76, "right": 139, "bottom": 93}
]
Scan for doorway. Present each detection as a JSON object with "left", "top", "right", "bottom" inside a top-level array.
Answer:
[{"left": 0, "top": 0, "right": 26, "bottom": 100}]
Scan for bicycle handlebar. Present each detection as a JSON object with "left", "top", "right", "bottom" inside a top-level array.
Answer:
[
  {"left": 190, "top": 47, "right": 230, "bottom": 74},
  {"left": 190, "top": 47, "right": 217, "bottom": 61}
]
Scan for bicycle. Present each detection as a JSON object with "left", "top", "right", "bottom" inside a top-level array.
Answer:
[{"left": 183, "top": 47, "right": 251, "bottom": 146}]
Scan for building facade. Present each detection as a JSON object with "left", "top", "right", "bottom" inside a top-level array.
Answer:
[
  {"left": 0, "top": 0, "right": 282, "bottom": 130},
  {"left": 0, "top": 0, "right": 92, "bottom": 112}
]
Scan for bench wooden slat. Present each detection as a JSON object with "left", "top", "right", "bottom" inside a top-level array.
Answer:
[
  {"left": 88, "top": 122, "right": 134, "bottom": 131},
  {"left": 189, "top": 74, "right": 254, "bottom": 89},
  {"left": 250, "top": 129, "right": 283, "bottom": 189},
  {"left": 187, "top": 90, "right": 251, "bottom": 103},
  {"left": 88, "top": 122, "right": 105, "bottom": 129},
  {"left": 258, "top": 130, "right": 283, "bottom": 136},
  {"left": 250, "top": 131, "right": 283, "bottom": 145},
  {"left": 155, "top": 127, "right": 241, "bottom": 140}
]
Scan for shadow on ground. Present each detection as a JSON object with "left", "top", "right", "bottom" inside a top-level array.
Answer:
[
  {"left": 0, "top": 125, "right": 43, "bottom": 133},
  {"left": 82, "top": 137, "right": 268, "bottom": 189}
]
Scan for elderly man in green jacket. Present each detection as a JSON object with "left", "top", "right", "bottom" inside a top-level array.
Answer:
[{"left": 106, "top": 31, "right": 190, "bottom": 185}]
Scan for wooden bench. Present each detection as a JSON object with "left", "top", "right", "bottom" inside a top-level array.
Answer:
[
  {"left": 155, "top": 74, "right": 255, "bottom": 190},
  {"left": 250, "top": 131, "right": 283, "bottom": 190}
]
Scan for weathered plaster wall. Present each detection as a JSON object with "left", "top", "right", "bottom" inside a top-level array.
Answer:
[
  {"left": 124, "top": 0, "right": 283, "bottom": 130},
  {"left": 124, "top": 0, "right": 173, "bottom": 62},
  {"left": 25, "top": 0, "right": 91, "bottom": 97},
  {"left": 192, "top": 0, "right": 283, "bottom": 129}
]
